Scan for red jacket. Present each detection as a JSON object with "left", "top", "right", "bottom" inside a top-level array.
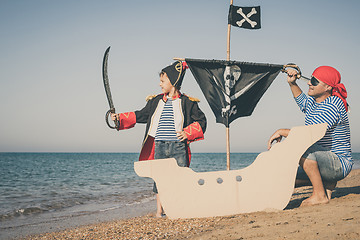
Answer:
[{"left": 115, "top": 93, "right": 207, "bottom": 163}]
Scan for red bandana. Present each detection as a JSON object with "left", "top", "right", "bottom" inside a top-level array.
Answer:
[{"left": 312, "top": 66, "right": 348, "bottom": 111}]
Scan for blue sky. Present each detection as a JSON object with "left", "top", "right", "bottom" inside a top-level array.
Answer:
[{"left": 1, "top": 0, "right": 359, "bottom": 153}]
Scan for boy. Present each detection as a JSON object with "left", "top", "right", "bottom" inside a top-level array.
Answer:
[{"left": 112, "top": 61, "right": 207, "bottom": 217}]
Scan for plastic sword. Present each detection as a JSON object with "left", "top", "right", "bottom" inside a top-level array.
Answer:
[{"left": 102, "top": 46, "right": 119, "bottom": 130}]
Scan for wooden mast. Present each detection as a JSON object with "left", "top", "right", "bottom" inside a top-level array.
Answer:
[{"left": 225, "top": 0, "right": 233, "bottom": 171}]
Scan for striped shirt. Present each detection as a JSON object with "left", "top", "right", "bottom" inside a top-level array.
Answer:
[
  {"left": 295, "top": 92, "right": 353, "bottom": 177},
  {"left": 155, "top": 98, "right": 179, "bottom": 141}
]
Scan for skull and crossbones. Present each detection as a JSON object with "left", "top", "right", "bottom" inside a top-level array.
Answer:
[
  {"left": 221, "top": 65, "right": 241, "bottom": 117},
  {"left": 236, "top": 7, "right": 258, "bottom": 28}
]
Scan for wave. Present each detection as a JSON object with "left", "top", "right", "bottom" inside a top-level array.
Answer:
[{"left": 1, "top": 207, "right": 44, "bottom": 221}]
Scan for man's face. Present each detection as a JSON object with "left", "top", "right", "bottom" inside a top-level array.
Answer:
[
  {"left": 159, "top": 73, "right": 173, "bottom": 94},
  {"left": 308, "top": 76, "right": 332, "bottom": 99}
]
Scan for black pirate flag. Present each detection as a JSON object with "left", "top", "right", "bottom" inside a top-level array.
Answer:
[
  {"left": 228, "top": 5, "right": 261, "bottom": 29},
  {"left": 186, "top": 59, "right": 282, "bottom": 127}
]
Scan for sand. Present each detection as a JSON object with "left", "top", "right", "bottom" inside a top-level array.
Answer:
[{"left": 21, "top": 169, "right": 360, "bottom": 240}]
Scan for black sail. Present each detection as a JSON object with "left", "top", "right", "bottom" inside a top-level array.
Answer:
[{"left": 186, "top": 59, "right": 283, "bottom": 127}]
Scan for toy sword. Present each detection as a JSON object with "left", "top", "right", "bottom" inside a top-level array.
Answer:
[{"left": 102, "top": 46, "right": 119, "bottom": 130}]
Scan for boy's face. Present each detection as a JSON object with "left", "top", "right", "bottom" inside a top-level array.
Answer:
[{"left": 159, "top": 73, "right": 174, "bottom": 94}]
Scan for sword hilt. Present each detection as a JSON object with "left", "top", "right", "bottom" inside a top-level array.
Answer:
[
  {"left": 281, "top": 63, "right": 302, "bottom": 79},
  {"left": 105, "top": 108, "right": 120, "bottom": 131}
]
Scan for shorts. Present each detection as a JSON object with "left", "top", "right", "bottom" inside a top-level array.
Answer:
[
  {"left": 296, "top": 143, "right": 343, "bottom": 182},
  {"left": 152, "top": 140, "right": 189, "bottom": 193}
]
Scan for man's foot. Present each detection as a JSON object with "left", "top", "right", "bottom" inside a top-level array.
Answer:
[
  {"left": 326, "top": 189, "right": 333, "bottom": 200},
  {"left": 324, "top": 182, "right": 337, "bottom": 200},
  {"left": 300, "top": 195, "right": 329, "bottom": 207}
]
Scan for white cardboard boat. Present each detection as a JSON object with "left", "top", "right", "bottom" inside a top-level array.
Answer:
[{"left": 134, "top": 123, "right": 326, "bottom": 219}]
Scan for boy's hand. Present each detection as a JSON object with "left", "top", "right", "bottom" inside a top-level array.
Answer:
[
  {"left": 111, "top": 113, "right": 118, "bottom": 121},
  {"left": 176, "top": 131, "right": 188, "bottom": 142}
]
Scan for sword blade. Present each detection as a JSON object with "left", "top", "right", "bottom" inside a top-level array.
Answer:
[
  {"left": 102, "top": 46, "right": 115, "bottom": 111},
  {"left": 102, "top": 46, "right": 119, "bottom": 130}
]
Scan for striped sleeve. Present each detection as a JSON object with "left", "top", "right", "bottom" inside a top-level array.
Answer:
[{"left": 294, "top": 92, "right": 307, "bottom": 113}]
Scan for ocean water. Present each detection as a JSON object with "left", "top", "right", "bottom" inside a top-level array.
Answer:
[
  {"left": 1, "top": 152, "right": 359, "bottom": 239},
  {"left": 0, "top": 152, "right": 257, "bottom": 239}
]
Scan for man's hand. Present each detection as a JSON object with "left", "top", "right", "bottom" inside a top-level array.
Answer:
[
  {"left": 267, "top": 129, "right": 290, "bottom": 150},
  {"left": 287, "top": 68, "right": 298, "bottom": 85},
  {"left": 286, "top": 68, "right": 302, "bottom": 98}
]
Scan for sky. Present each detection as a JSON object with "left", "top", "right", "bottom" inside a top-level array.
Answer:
[{"left": 1, "top": 0, "right": 359, "bottom": 153}]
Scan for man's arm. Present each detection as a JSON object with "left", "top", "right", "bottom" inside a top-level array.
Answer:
[{"left": 287, "top": 68, "right": 302, "bottom": 98}]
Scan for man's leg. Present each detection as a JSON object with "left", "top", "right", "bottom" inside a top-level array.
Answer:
[
  {"left": 299, "top": 157, "right": 329, "bottom": 206},
  {"left": 324, "top": 181, "right": 337, "bottom": 200}
]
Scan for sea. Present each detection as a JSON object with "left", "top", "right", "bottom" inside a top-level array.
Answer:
[{"left": 1, "top": 152, "right": 359, "bottom": 239}]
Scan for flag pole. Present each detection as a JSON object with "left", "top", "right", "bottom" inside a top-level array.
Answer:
[
  {"left": 226, "top": 0, "right": 233, "bottom": 171},
  {"left": 227, "top": 0, "right": 233, "bottom": 61}
]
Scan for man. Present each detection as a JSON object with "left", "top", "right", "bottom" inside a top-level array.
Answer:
[{"left": 267, "top": 66, "right": 352, "bottom": 206}]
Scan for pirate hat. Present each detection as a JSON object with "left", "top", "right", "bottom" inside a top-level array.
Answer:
[{"left": 162, "top": 61, "right": 187, "bottom": 89}]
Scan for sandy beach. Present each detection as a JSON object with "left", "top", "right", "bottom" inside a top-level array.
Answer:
[{"left": 21, "top": 169, "right": 360, "bottom": 240}]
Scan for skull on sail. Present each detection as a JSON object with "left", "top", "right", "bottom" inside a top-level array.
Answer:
[
  {"left": 222, "top": 65, "right": 242, "bottom": 117},
  {"left": 224, "top": 65, "right": 241, "bottom": 91}
]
